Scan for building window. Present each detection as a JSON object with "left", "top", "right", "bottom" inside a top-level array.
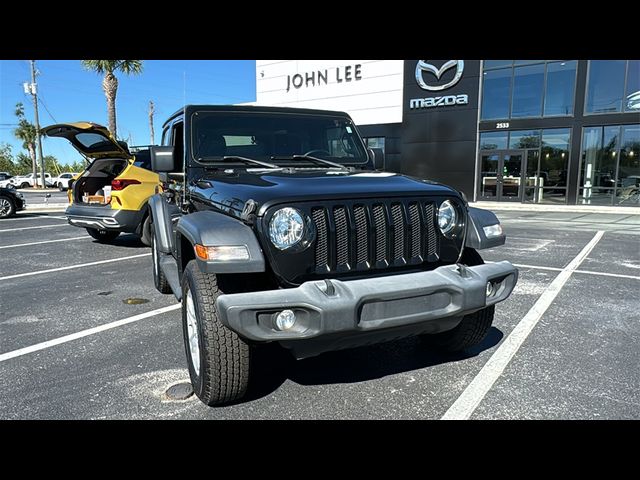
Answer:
[
  {"left": 509, "top": 130, "right": 541, "bottom": 149},
  {"left": 364, "top": 137, "right": 385, "bottom": 152},
  {"left": 479, "top": 131, "right": 508, "bottom": 150},
  {"left": 544, "top": 61, "right": 577, "bottom": 116},
  {"left": 481, "top": 68, "right": 512, "bottom": 120},
  {"left": 579, "top": 124, "right": 640, "bottom": 205},
  {"left": 584, "top": 60, "right": 639, "bottom": 114},
  {"left": 481, "top": 60, "right": 576, "bottom": 120},
  {"left": 625, "top": 60, "right": 640, "bottom": 112},
  {"left": 478, "top": 128, "right": 570, "bottom": 204},
  {"left": 511, "top": 64, "right": 544, "bottom": 118},
  {"left": 539, "top": 129, "right": 570, "bottom": 204}
]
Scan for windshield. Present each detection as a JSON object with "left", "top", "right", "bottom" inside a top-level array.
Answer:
[{"left": 191, "top": 111, "right": 368, "bottom": 165}]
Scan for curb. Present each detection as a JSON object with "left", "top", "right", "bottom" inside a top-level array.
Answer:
[{"left": 470, "top": 201, "right": 640, "bottom": 215}]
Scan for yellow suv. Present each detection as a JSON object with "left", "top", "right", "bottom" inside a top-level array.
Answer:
[{"left": 44, "top": 122, "right": 160, "bottom": 245}]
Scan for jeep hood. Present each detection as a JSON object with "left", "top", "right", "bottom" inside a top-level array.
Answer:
[{"left": 197, "top": 169, "right": 458, "bottom": 216}]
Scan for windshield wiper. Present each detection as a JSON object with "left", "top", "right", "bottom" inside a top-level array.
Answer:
[
  {"left": 220, "top": 156, "right": 279, "bottom": 169},
  {"left": 271, "top": 155, "right": 349, "bottom": 170}
]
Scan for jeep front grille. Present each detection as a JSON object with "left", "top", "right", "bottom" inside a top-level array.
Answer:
[{"left": 311, "top": 199, "right": 438, "bottom": 274}]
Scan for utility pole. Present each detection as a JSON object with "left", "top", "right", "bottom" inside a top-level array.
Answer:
[
  {"left": 148, "top": 100, "right": 155, "bottom": 145},
  {"left": 29, "top": 60, "right": 46, "bottom": 190}
]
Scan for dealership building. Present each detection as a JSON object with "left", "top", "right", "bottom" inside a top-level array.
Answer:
[{"left": 252, "top": 60, "right": 639, "bottom": 207}]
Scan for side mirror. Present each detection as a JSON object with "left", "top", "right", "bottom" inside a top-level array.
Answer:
[
  {"left": 150, "top": 146, "right": 176, "bottom": 172},
  {"left": 368, "top": 148, "right": 385, "bottom": 171}
]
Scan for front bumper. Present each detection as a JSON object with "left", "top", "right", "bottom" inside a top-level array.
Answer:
[
  {"left": 216, "top": 261, "right": 518, "bottom": 356},
  {"left": 65, "top": 204, "right": 144, "bottom": 233}
]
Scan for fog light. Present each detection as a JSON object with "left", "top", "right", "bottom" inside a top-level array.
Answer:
[
  {"left": 274, "top": 309, "right": 296, "bottom": 331},
  {"left": 486, "top": 282, "right": 495, "bottom": 297}
]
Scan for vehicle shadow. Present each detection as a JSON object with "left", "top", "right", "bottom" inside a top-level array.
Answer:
[
  {"left": 244, "top": 326, "right": 503, "bottom": 403},
  {"left": 89, "top": 234, "right": 148, "bottom": 249}
]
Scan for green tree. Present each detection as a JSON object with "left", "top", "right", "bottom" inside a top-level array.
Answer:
[
  {"left": 15, "top": 152, "right": 33, "bottom": 174},
  {"left": 81, "top": 60, "right": 144, "bottom": 138},
  {"left": 0, "top": 143, "right": 16, "bottom": 175},
  {"left": 13, "top": 102, "right": 38, "bottom": 182}
]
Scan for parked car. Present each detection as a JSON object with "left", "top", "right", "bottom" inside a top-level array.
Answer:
[
  {"left": 0, "top": 176, "right": 15, "bottom": 188},
  {"left": 43, "top": 122, "right": 161, "bottom": 245},
  {"left": 0, "top": 173, "right": 13, "bottom": 181},
  {"left": 0, "top": 187, "right": 26, "bottom": 218},
  {"left": 12, "top": 172, "right": 54, "bottom": 188},
  {"left": 51, "top": 172, "right": 79, "bottom": 191},
  {"left": 148, "top": 104, "right": 519, "bottom": 406}
]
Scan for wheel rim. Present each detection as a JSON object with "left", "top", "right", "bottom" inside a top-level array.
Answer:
[
  {"left": 186, "top": 288, "right": 201, "bottom": 376},
  {"left": 0, "top": 198, "right": 11, "bottom": 216}
]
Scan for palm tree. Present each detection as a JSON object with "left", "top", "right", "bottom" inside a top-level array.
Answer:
[
  {"left": 81, "top": 60, "right": 144, "bottom": 138},
  {"left": 14, "top": 103, "right": 38, "bottom": 185}
]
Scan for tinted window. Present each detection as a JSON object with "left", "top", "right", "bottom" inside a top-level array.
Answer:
[
  {"left": 511, "top": 64, "right": 544, "bottom": 118},
  {"left": 586, "top": 60, "right": 626, "bottom": 113},
  {"left": 481, "top": 68, "right": 512, "bottom": 120},
  {"left": 509, "top": 130, "right": 541, "bottom": 149},
  {"left": 544, "top": 61, "right": 576, "bottom": 116},
  {"left": 76, "top": 133, "right": 110, "bottom": 148},
  {"left": 191, "top": 112, "right": 368, "bottom": 165},
  {"left": 540, "top": 129, "right": 570, "bottom": 187},
  {"left": 484, "top": 60, "right": 513, "bottom": 69},
  {"left": 479, "top": 131, "right": 508, "bottom": 150},
  {"left": 625, "top": 60, "right": 640, "bottom": 112}
]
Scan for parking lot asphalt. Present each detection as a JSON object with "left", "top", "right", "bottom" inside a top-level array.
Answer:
[{"left": 0, "top": 210, "right": 638, "bottom": 419}]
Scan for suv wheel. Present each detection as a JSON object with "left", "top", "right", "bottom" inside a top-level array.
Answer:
[
  {"left": 421, "top": 247, "right": 494, "bottom": 352},
  {"left": 181, "top": 260, "right": 251, "bottom": 406},
  {"left": 151, "top": 222, "right": 171, "bottom": 294},
  {"left": 0, "top": 196, "right": 15, "bottom": 219},
  {"left": 421, "top": 305, "right": 495, "bottom": 352},
  {"left": 20, "top": 182, "right": 29, "bottom": 189},
  {"left": 139, "top": 215, "right": 152, "bottom": 247},
  {"left": 58, "top": 183, "right": 65, "bottom": 191},
  {"left": 86, "top": 228, "right": 120, "bottom": 242}
]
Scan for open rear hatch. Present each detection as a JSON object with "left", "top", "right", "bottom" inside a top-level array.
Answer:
[{"left": 43, "top": 122, "right": 133, "bottom": 205}]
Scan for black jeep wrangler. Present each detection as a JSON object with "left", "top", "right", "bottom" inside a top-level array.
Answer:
[{"left": 148, "top": 105, "right": 518, "bottom": 406}]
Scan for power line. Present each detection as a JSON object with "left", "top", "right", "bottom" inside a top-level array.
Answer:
[{"left": 37, "top": 95, "right": 57, "bottom": 123}]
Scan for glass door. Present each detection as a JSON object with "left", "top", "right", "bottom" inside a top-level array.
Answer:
[{"left": 478, "top": 150, "right": 525, "bottom": 201}]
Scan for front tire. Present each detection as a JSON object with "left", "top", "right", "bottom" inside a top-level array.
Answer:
[
  {"left": 181, "top": 260, "right": 251, "bottom": 406},
  {"left": 0, "top": 196, "right": 16, "bottom": 219},
  {"left": 421, "top": 305, "right": 495, "bottom": 352},
  {"left": 139, "top": 214, "right": 152, "bottom": 247},
  {"left": 58, "top": 183, "right": 65, "bottom": 192},
  {"left": 86, "top": 228, "right": 120, "bottom": 242},
  {"left": 20, "top": 182, "right": 29, "bottom": 189}
]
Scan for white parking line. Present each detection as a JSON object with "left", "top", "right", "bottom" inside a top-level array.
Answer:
[
  {"left": 442, "top": 230, "right": 605, "bottom": 420},
  {"left": 0, "top": 253, "right": 151, "bottom": 281},
  {"left": 510, "top": 263, "right": 640, "bottom": 280},
  {"left": 0, "top": 304, "right": 181, "bottom": 363},
  {"left": 5, "top": 215, "right": 67, "bottom": 221},
  {"left": 574, "top": 269, "right": 640, "bottom": 281},
  {"left": 0, "top": 224, "right": 70, "bottom": 232},
  {"left": 0, "top": 236, "right": 88, "bottom": 249}
]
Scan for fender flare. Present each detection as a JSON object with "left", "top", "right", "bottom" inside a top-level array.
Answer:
[
  {"left": 465, "top": 207, "right": 506, "bottom": 250},
  {"left": 148, "top": 194, "right": 173, "bottom": 253},
  {"left": 176, "top": 210, "right": 265, "bottom": 274}
]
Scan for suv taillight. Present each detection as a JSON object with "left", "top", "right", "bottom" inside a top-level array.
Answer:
[{"left": 111, "top": 179, "right": 141, "bottom": 191}]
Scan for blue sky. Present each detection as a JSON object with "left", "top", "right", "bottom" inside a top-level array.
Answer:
[{"left": 0, "top": 60, "right": 256, "bottom": 166}]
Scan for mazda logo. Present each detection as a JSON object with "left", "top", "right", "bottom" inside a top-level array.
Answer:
[{"left": 415, "top": 60, "right": 464, "bottom": 91}]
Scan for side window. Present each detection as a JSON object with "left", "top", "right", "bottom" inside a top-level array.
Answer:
[
  {"left": 172, "top": 122, "right": 184, "bottom": 167},
  {"left": 161, "top": 126, "right": 171, "bottom": 146}
]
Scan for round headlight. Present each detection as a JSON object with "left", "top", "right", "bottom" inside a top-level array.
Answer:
[
  {"left": 269, "top": 207, "right": 305, "bottom": 250},
  {"left": 438, "top": 200, "right": 458, "bottom": 235}
]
